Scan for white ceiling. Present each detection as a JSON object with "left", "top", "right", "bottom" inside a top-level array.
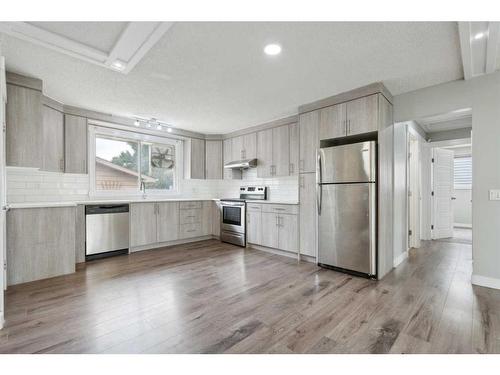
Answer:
[
  {"left": 1, "top": 22, "right": 464, "bottom": 134},
  {"left": 417, "top": 108, "right": 472, "bottom": 133}
]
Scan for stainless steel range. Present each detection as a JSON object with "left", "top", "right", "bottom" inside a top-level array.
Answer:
[{"left": 220, "top": 186, "right": 267, "bottom": 247}]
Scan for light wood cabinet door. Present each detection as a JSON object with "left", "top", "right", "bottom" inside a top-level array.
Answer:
[
  {"left": 231, "top": 136, "right": 244, "bottom": 161},
  {"left": 130, "top": 203, "right": 157, "bottom": 247},
  {"left": 346, "top": 94, "right": 378, "bottom": 136},
  {"left": 65, "top": 114, "right": 87, "bottom": 174},
  {"left": 6, "top": 84, "right": 43, "bottom": 168},
  {"left": 7, "top": 207, "right": 76, "bottom": 286},
  {"left": 257, "top": 128, "right": 273, "bottom": 178},
  {"left": 223, "top": 138, "right": 241, "bottom": 179},
  {"left": 190, "top": 138, "right": 206, "bottom": 179},
  {"left": 289, "top": 122, "right": 299, "bottom": 176},
  {"left": 157, "top": 202, "right": 179, "bottom": 243},
  {"left": 247, "top": 210, "right": 262, "bottom": 245},
  {"left": 319, "top": 103, "right": 346, "bottom": 140},
  {"left": 299, "top": 110, "right": 319, "bottom": 173},
  {"left": 212, "top": 201, "right": 221, "bottom": 236},
  {"left": 243, "top": 132, "right": 257, "bottom": 159},
  {"left": 272, "top": 125, "right": 290, "bottom": 177},
  {"left": 42, "top": 105, "right": 64, "bottom": 172},
  {"left": 278, "top": 214, "right": 298, "bottom": 253},
  {"left": 261, "top": 212, "right": 278, "bottom": 249},
  {"left": 205, "top": 140, "right": 223, "bottom": 179},
  {"left": 202, "top": 201, "right": 212, "bottom": 236},
  {"left": 299, "top": 173, "right": 317, "bottom": 257}
]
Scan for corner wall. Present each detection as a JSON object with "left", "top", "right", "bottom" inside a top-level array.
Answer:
[{"left": 394, "top": 71, "right": 500, "bottom": 289}]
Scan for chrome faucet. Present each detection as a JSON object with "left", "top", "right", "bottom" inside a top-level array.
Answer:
[{"left": 140, "top": 179, "right": 147, "bottom": 197}]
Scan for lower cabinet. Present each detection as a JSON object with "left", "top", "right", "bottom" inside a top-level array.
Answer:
[
  {"left": 131, "top": 201, "right": 212, "bottom": 249},
  {"left": 247, "top": 204, "right": 298, "bottom": 253},
  {"left": 7, "top": 207, "right": 76, "bottom": 286},
  {"left": 212, "top": 200, "right": 221, "bottom": 237}
]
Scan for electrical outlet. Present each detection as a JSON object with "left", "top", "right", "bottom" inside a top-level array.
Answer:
[{"left": 489, "top": 189, "right": 500, "bottom": 201}]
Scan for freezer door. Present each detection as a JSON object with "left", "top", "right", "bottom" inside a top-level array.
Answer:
[
  {"left": 319, "top": 141, "right": 376, "bottom": 183},
  {"left": 318, "top": 183, "right": 376, "bottom": 275}
]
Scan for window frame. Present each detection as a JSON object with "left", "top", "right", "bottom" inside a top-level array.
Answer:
[
  {"left": 88, "top": 122, "right": 182, "bottom": 197},
  {"left": 453, "top": 155, "right": 472, "bottom": 190}
]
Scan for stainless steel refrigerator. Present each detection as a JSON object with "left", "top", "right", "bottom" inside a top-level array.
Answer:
[{"left": 317, "top": 141, "right": 377, "bottom": 277}]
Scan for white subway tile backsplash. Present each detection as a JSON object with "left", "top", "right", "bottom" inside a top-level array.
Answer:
[{"left": 7, "top": 166, "right": 298, "bottom": 204}]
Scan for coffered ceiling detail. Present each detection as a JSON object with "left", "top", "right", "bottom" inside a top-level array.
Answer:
[{"left": 0, "top": 21, "right": 173, "bottom": 74}]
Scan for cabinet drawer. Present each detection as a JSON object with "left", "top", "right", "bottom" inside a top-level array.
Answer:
[
  {"left": 179, "top": 223, "right": 202, "bottom": 239},
  {"left": 246, "top": 203, "right": 262, "bottom": 212},
  {"left": 180, "top": 201, "right": 202, "bottom": 210},
  {"left": 180, "top": 208, "right": 201, "bottom": 224},
  {"left": 262, "top": 204, "right": 298, "bottom": 215}
]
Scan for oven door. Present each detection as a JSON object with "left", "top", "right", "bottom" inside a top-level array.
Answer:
[{"left": 221, "top": 203, "right": 245, "bottom": 234}]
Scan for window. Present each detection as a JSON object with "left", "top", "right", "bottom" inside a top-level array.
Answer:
[
  {"left": 90, "top": 124, "right": 180, "bottom": 195},
  {"left": 454, "top": 156, "right": 472, "bottom": 189}
]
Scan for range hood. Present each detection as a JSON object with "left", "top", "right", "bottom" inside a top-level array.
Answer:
[{"left": 224, "top": 159, "right": 257, "bottom": 169}]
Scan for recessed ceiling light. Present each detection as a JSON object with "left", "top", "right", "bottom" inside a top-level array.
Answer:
[
  {"left": 473, "top": 32, "right": 486, "bottom": 40},
  {"left": 264, "top": 43, "right": 282, "bottom": 56},
  {"left": 111, "top": 60, "right": 126, "bottom": 71},
  {"left": 157, "top": 125, "right": 162, "bottom": 130},
  {"left": 167, "top": 127, "right": 173, "bottom": 133},
  {"left": 134, "top": 120, "right": 140, "bottom": 127}
]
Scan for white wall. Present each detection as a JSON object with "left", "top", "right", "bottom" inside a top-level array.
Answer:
[
  {"left": 394, "top": 71, "right": 500, "bottom": 288},
  {"left": 393, "top": 122, "right": 408, "bottom": 266}
]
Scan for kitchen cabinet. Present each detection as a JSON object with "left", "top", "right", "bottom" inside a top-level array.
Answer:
[
  {"left": 289, "top": 122, "right": 299, "bottom": 175},
  {"left": 202, "top": 201, "right": 213, "bottom": 236},
  {"left": 231, "top": 133, "right": 257, "bottom": 161},
  {"left": 205, "top": 140, "right": 223, "bottom": 179},
  {"left": 130, "top": 203, "right": 158, "bottom": 247},
  {"left": 7, "top": 207, "right": 76, "bottom": 286},
  {"left": 272, "top": 125, "right": 290, "bottom": 176},
  {"left": 6, "top": 83, "right": 43, "bottom": 168},
  {"left": 299, "top": 173, "right": 317, "bottom": 257},
  {"left": 299, "top": 111, "right": 319, "bottom": 173},
  {"left": 256, "top": 124, "right": 296, "bottom": 178},
  {"left": 42, "top": 105, "right": 64, "bottom": 172},
  {"left": 178, "top": 201, "right": 206, "bottom": 240},
  {"left": 157, "top": 202, "right": 179, "bottom": 243},
  {"left": 346, "top": 95, "right": 378, "bottom": 136},
  {"left": 246, "top": 204, "right": 262, "bottom": 245},
  {"left": 249, "top": 204, "right": 298, "bottom": 253},
  {"left": 212, "top": 200, "right": 221, "bottom": 237},
  {"left": 223, "top": 138, "right": 242, "bottom": 180},
  {"left": 256, "top": 128, "right": 273, "bottom": 178},
  {"left": 65, "top": 114, "right": 88, "bottom": 174},
  {"left": 187, "top": 138, "right": 206, "bottom": 179},
  {"left": 319, "top": 103, "right": 346, "bottom": 140}
]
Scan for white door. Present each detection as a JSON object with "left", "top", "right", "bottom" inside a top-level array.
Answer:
[
  {"left": 0, "top": 56, "right": 6, "bottom": 328},
  {"left": 432, "top": 148, "right": 454, "bottom": 239}
]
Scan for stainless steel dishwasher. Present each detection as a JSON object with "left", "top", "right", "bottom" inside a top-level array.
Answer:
[{"left": 85, "top": 204, "right": 129, "bottom": 260}]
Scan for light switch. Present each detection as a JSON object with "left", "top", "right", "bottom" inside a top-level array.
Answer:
[{"left": 489, "top": 189, "right": 500, "bottom": 200}]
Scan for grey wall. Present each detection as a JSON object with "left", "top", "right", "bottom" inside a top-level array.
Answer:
[{"left": 394, "top": 71, "right": 500, "bottom": 285}]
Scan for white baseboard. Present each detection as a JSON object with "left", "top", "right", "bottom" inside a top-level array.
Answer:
[
  {"left": 472, "top": 274, "right": 500, "bottom": 290},
  {"left": 454, "top": 223, "right": 472, "bottom": 229},
  {"left": 393, "top": 250, "right": 408, "bottom": 268}
]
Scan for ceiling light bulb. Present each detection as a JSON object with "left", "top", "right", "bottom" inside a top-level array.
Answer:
[
  {"left": 473, "top": 32, "right": 486, "bottom": 40},
  {"left": 111, "top": 60, "right": 125, "bottom": 71},
  {"left": 167, "top": 127, "right": 173, "bottom": 133},
  {"left": 134, "top": 120, "right": 140, "bottom": 126},
  {"left": 264, "top": 43, "right": 282, "bottom": 56},
  {"left": 157, "top": 125, "right": 162, "bottom": 130}
]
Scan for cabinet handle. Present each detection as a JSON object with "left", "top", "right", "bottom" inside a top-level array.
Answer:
[
  {"left": 348, "top": 119, "right": 351, "bottom": 134},
  {"left": 289, "top": 163, "right": 294, "bottom": 174},
  {"left": 300, "top": 175, "right": 304, "bottom": 188},
  {"left": 275, "top": 216, "right": 279, "bottom": 226},
  {"left": 273, "top": 208, "right": 286, "bottom": 211},
  {"left": 82, "top": 159, "right": 86, "bottom": 172},
  {"left": 299, "top": 159, "right": 304, "bottom": 172},
  {"left": 59, "top": 159, "right": 64, "bottom": 172}
]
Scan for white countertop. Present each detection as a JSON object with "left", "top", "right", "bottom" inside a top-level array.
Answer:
[{"left": 9, "top": 198, "right": 299, "bottom": 209}]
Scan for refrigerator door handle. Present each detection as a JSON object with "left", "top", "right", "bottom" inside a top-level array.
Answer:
[{"left": 316, "top": 149, "right": 323, "bottom": 215}]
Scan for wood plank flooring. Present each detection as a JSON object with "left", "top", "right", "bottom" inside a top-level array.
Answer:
[{"left": 1, "top": 237, "right": 499, "bottom": 354}]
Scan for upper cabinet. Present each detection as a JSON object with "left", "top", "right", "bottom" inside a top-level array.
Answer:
[
  {"left": 318, "top": 94, "right": 379, "bottom": 141},
  {"left": 205, "top": 140, "right": 223, "bottom": 179},
  {"left": 185, "top": 138, "right": 205, "bottom": 179},
  {"left": 346, "top": 95, "right": 378, "bottom": 136},
  {"left": 298, "top": 111, "right": 319, "bottom": 173},
  {"left": 256, "top": 123, "right": 298, "bottom": 178},
  {"left": 42, "top": 105, "right": 64, "bottom": 172},
  {"left": 231, "top": 132, "right": 256, "bottom": 161},
  {"left": 6, "top": 83, "right": 43, "bottom": 168},
  {"left": 64, "top": 114, "right": 88, "bottom": 174}
]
